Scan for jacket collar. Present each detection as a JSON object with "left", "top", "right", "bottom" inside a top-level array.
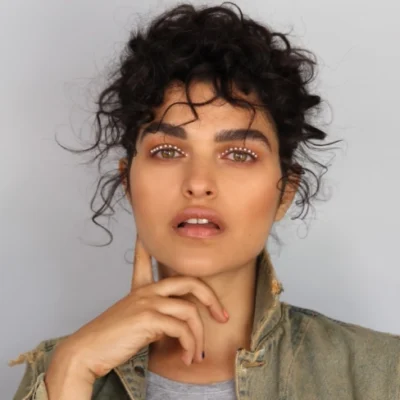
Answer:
[{"left": 250, "top": 247, "right": 284, "bottom": 351}]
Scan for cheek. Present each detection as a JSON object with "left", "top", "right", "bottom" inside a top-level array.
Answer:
[
  {"left": 129, "top": 165, "right": 177, "bottom": 222},
  {"left": 237, "top": 173, "right": 280, "bottom": 230}
]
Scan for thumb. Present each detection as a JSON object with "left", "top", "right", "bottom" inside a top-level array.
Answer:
[{"left": 131, "top": 234, "right": 154, "bottom": 291}]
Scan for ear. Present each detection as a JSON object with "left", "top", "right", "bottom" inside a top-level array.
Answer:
[
  {"left": 274, "top": 170, "right": 301, "bottom": 222},
  {"left": 118, "top": 158, "right": 130, "bottom": 199}
]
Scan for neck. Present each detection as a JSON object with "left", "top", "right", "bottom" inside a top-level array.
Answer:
[{"left": 151, "top": 257, "right": 258, "bottom": 367}]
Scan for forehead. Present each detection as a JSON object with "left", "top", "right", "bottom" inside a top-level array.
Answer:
[{"left": 149, "top": 80, "right": 277, "bottom": 137}]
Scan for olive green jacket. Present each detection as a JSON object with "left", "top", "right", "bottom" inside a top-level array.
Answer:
[{"left": 9, "top": 250, "right": 400, "bottom": 399}]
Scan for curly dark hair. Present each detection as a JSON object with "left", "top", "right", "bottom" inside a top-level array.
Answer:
[{"left": 58, "top": 2, "right": 342, "bottom": 247}]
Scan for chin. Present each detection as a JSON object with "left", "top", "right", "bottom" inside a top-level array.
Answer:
[{"left": 158, "top": 256, "right": 227, "bottom": 278}]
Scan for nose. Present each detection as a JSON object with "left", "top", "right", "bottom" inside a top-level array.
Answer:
[{"left": 181, "top": 159, "right": 217, "bottom": 200}]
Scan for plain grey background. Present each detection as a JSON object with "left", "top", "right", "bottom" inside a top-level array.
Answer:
[{"left": 2, "top": 0, "right": 399, "bottom": 397}]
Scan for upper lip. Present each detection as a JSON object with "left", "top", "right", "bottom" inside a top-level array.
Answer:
[{"left": 172, "top": 207, "right": 225, "bottom": 230}]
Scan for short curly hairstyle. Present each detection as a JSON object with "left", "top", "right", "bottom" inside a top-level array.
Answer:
[{"left": 58, "top": 2, "right": 342, "bottom": 247}]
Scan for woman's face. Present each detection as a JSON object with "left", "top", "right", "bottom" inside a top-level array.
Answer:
[{"left": 121, "top": 81, "right": 295, "bottom": 277}]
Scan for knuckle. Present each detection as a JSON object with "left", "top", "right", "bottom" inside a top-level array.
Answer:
[
  {"left": 135, "top": 284, "right": 151, "bottom": 295},
  {"left": 178, "top": 275, "right": 196, "bottom": 285},
  {"left": 174, "top": 318, "right": 189, "bottom": 333},
  {"left": 135, "top": 296, "right": 151, "bottom": 308},
  {"left": 133, "top": 286, "right": 145, "bottom": 297},
  {"left": 188, "top": 276, "right": 200, "bottom": 285},
  {"left": 139, "top": 309, "right": 157, "bottom": 322},
  {"left": 186, "top": 302, "right": 198, "bottom": 314},
  {"left": 182, "top": 321, "right": 193, "bottom": 337}
]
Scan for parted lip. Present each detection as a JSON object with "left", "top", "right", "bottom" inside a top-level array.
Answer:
[{"left": 171, "top": 207, "right": 225, "bottom": 231}]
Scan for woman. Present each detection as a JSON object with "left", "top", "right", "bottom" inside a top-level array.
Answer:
[{"left": 10, "top": 2, "right": 400, "bottom": 399}]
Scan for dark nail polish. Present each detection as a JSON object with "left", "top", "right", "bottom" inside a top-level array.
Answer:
[{"left": 202, "top": 351, "right": 205, "bottom": 359}]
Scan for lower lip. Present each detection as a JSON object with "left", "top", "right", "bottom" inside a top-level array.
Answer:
[{"left": 173, "top": 224, "right": 224, "bottom": 238}]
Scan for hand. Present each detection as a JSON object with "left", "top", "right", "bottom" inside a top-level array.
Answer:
[{"left": 55, "top": 234, "right": 229, "bottom": 382}]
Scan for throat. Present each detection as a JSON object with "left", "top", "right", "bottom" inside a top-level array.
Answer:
[{"left": 148, "top": 342, "right": 236, "bottom": 384}]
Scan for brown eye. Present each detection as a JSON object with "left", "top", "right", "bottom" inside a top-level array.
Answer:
[
  {"left": 232, "top": 152, "right": 249, "bottom": 162},
  {"left": 159, "top": 149, "right": 176, "bottom": 158},
  {"left": 149, "top": 144, "right": 185, "bottom": 159},
  {"left": 225, "top": 149, "right": 257, "bottom": 163}
]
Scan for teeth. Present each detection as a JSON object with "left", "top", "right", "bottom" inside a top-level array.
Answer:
[{"left": 184, "top": 218, "right": 210, "bottom": 224}]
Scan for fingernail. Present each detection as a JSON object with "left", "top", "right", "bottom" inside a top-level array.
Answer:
[
  {"left": 223, "top": 309, "right": 229, "bottom": 320},
  {"left": 182, "top": 353, "right": 192, "bottom": 366}
]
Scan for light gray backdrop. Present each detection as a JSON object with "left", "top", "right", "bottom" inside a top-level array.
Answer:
[{"left": 2, "top": 0, "right": 399, "bottom": 397}]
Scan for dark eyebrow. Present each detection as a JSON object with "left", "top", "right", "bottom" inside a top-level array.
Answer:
[{"left": 138, "top": 121, "right": 272, "bottom": 151}]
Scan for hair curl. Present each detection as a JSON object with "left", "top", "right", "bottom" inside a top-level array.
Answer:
[{"left": 58, "top": 2, "right": 342, "bottom": 247}]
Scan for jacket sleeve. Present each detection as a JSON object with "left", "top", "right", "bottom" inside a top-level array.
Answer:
[
  {"left": 10, "top": 335, "right": 71, "bottom": 400},
  {"left": 8, "top": 335, "right": 69, "bottom": 400},
  {"left": 9, "top": 346, "right": 50, "bottom": 400},
  {"left": 12, "top": 366, "right": 48, "bottom": 400}
]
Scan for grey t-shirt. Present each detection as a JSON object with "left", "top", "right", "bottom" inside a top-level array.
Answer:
[{"left": 146, "top": 370, "right": 236, "bottom": 399}]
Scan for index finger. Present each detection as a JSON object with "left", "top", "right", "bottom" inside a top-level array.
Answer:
[{"left": 131, "top": 234, "right": 154, "bottom": 292}]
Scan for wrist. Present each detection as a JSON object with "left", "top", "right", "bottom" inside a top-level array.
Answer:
[{"left": 45, "top": 342, "right": 95, "bottom": 400}]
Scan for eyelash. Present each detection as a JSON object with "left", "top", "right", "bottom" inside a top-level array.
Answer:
[{"left": 149, "top": 144, "right": 258, "bottom": 162}]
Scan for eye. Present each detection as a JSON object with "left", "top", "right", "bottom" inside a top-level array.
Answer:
[
  {"left": 149, "top": 144, "right": 258, "bottom": 162},
  {"left": 149, "top": 144, "right": 186, "bottom": 159},
  {"left": 220, "top": 147, "right": 258, "bottom": 163}
]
